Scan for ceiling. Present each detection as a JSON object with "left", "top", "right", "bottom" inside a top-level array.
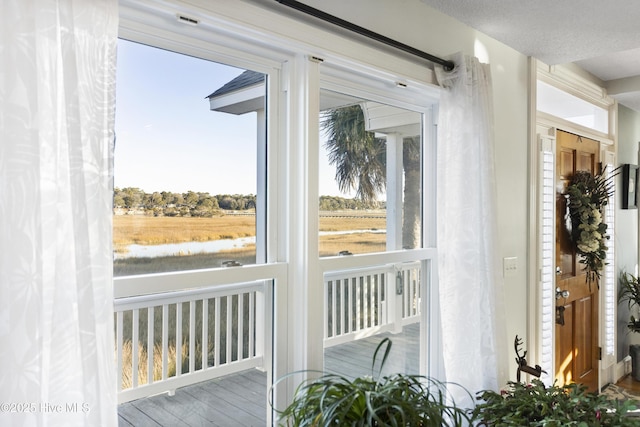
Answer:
[{"left": 419, "top": 0, "right": 640, "bottom": 112}]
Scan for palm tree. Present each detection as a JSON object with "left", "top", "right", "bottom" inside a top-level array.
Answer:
[
  {"left": 401, "top": 136, "right": 421, "bottom": 249},
  {"left": 321, "top": 104, "right": 421, "bottom": 249},
  {"left": 321, "top": 105, "right": 386, "bottom": 202}
]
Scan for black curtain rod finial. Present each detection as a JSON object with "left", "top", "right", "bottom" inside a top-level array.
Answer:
[{"left": 275, "top": 0, "right": 455, "bottom": 71}]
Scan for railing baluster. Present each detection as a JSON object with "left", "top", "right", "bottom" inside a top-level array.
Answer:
[
  {"left": 410, "top": 271, "right": 415, "bottom": 316},
  {"left": 408, "top": 270, "right": 413, "bottom": 316},
  {"left": 202, "top": 298, "right": 208, "bottom": 369},
  {"left": 403, "top": 270, "right": 409, "bottom": 317},
  {"left": 176, "top": 302, "right": 182, "bottom": 376},
  {"left": 237, "top": 293, "right": 244, "bottom": 360},
  {"left": 353, "top": 277, "right": 362, "bottom": 331},
  {"left": 363, "top": 276, "right": 370, "bottom": 328},
  {"left": 374, "top": 273, "right": 380, "bottom": 326},
  {"left": 116, "top": 311, "right": 123, "bottom": 392},
  {"left": 162, "top": 304, "right": 168, "bottom": 380},
  {"left": 249, "top": 291, "right": 255, "bottom": 358},
  {"left": 132, "top": 309, "right": 139, "bottom": 388},
  {"left": 226, "top": 295, "right": 232, "bottom": 363},
  {"left": 370, "top": 275, "right": 375, "bottom": 326},
  {"left": 379, "top": 272, "right": 384, "bottom": 325},
  {"left": 214, "top": 297, "right": 221, "bottom": 366},
  {"left": 411, "top": 270, "right": 416, "bottom": 315},
  {"left": 331, "top": 281, "right": 337, "bottom": 337},
  {"left": 147, "top": 307, "right": 154, "bottom": 384},
  {"left": 339, "top": 280, "right": 345, "bottom": 336},
  {"left": 347, "top": 279, "right": 353, "bottom": 333},
  {"left": 414, "top": 271, "right": 420, "bottom": 315},
  {"left": 189, "top": 300, "right": 195, "bottom": 373},
  {"left": 370, "top": 275, "right": 375, "bottom": 327},
  {"left": 324, "top": 281, "right": 329, "bottom": 339},
  {"left": 255, "top": 287, "right": 264, "bottom": 359}
]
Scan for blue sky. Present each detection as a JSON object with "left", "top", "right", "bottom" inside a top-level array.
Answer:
[{"left": 114, "top": 39, "right": 344, "bottom": 196}]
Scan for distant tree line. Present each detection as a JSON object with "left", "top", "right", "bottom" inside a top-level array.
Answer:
[
  {"left": 318, "top": 195, "right": 383, "bottom": 211},
  {"left": 114, "top": 187, "right": 383, "bottom": 217},
  {"left": 113, "top": 187, "right": 256, "bottom": 217}
]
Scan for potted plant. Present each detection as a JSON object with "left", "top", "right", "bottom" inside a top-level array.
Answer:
[
  {"left": 474, "top": 378, "right": 637, "bottom": 426},
  {"left": 273, "top": 338, "right": 472, "bottom": 426},
  {"left": 619, "top": 271, "right": 640, "bottom": 380}
]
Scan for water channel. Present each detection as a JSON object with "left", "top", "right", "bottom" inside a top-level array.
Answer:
[{"left": 116, "top": 229, "right": 385, "bottom": 259}]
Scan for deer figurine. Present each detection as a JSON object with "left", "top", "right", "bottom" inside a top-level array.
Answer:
[{"left": 514, "top": 335, "right": 547, "bottom": 382}]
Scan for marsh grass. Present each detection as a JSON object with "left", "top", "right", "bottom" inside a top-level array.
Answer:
[
  {"left": 114, "top": 213, "right": 385, "bottom": 246},
  {"left": 113, "top": 213, "right": 386, "bottom": 276},
  {"left": 114, "top": 245, "right": 258, "bottom": 276},
  {"left": 319, "top": 232, "right": 385, "bottom": 256},
  {"left": 114, "top": 215, "right": 256, "bottom": 247}
]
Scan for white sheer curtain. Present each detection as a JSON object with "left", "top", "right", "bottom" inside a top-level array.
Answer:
[
  {"left": 435, "top": 53, "right": 508, "bottom": 408},
  {"left": 0, "top": 1, "right": 118, "bottom": 425}
]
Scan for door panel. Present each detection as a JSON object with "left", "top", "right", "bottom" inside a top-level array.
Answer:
[
  {"left": 555, "top": 303, "right": 574, "bottom": 383},
  {"left": 574, "top": 296, "right": 594, "bottom": 380},
  {"left": 555, "top": 130, "right": 599, "bottom": 392}
]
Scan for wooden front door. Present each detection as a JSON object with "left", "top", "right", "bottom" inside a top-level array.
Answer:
[{"left": 555, "top": 130, "right": 600, "bottom": 392}]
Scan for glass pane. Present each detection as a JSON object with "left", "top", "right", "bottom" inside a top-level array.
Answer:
[
  {"left": 115, "top": 280, "right": 272, "bottom": 424},
  {"left": 323, "top": 262, "right": 423, "bottom": 377},
  {"left": 114, "top": 39, "right": 265, "bottom": 276},
  {"left": 319, "top": 89, "right": 423, "bottom": 256},
  {"left": 537, "top": 80, "right": 608, "bottom": 133}
]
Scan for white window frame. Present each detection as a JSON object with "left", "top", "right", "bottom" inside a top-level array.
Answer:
[
  {"left": 118, "top": 2, "right": 290, "bottom": 420},
  {"left": 118, "top": 0, "right": 443, "bottom": 420},
  {"left": 315, "top": 61, "right": 440, "bottom": 376}
]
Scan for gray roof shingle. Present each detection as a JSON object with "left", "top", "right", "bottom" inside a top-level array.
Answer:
[{"left": 206, "top": 70, "right": 265, "bottom": 99}]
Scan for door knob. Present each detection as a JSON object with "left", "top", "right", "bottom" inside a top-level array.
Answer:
[{"left": 555, "top": 287, "right": 569, "bottom": 300}]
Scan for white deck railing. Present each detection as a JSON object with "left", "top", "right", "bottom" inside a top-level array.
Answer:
[
  {"left": 114, "top": 261, "right": 422, "bottom": 403},
  {"left": 324, "top": 261, "right": 421, "bottom": 347},
  {"left": 114, "top": 280, "right": 267, "bottom": 403}
]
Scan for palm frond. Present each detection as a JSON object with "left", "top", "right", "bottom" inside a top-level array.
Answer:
[{"left": 321, "top": 105, "right": 386, "bottom": 202}]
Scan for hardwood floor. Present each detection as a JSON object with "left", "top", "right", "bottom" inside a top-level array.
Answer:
[{"left": 617, "top": 374, "right": 640, "bottom": 393}]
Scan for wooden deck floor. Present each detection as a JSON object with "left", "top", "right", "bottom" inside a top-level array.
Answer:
[
  {"left": 119, "top": 324, "right": 640, "bottom": 426},
  {"left": 118, "top": 324, "right": 419, "bottom": 426}
]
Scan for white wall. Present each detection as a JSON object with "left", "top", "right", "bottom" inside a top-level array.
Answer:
[{"left": 617, "top": 105, "right": 640, "bottom": 358}]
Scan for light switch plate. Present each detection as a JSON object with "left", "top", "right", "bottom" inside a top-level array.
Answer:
[{"left": 503, "top": 257, "right": 518, "bottom": 277}]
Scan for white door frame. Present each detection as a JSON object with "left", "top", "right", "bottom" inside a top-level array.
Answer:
[{"left": 529, "top": 58, "right": 617, "bottom": 390}]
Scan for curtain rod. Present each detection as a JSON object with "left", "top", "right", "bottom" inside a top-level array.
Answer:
[{"left": 275, "top": 0, "right": 455, "bottom": 71}]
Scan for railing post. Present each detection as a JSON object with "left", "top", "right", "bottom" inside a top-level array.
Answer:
[
  {"left": 256, "top": 287, "right": 265, "bottom": 367},
  {"left": 385, "top": 269, "right": 402, "bottom": 334}
]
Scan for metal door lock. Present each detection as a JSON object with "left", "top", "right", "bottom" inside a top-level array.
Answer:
[
  {"left": 556, "top": 306, "right": 566, "bottom": 325},
  {"left": 555, "top": 287, "right": 569, "bottom": 300}
]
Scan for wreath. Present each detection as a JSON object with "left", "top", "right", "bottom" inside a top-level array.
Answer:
[{"left": 565, "top": 168, "right": 616, "bottom": 288}]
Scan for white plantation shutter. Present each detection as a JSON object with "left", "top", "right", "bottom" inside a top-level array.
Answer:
[
  {"left": 603, "top": 152, "right": 616, "bottom": 365},
  {"left": 538, "top": 134, "right": 555, "bottom": 384}
]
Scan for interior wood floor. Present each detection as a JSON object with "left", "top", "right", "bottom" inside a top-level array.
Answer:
[{"left": 617, "top": 374, "right": 640, "bottom": 392}]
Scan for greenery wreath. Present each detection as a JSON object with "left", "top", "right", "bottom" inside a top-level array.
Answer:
[{"left": 565, "top": 168, "right": 616, "bottom": 288}]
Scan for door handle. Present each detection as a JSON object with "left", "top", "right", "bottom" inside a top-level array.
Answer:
[
  {"left": 556, "top": 306, "right": 566, "bottom": 325},
  {"left": 555, "top": 287, "right": 569, "bottom": 300}
]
